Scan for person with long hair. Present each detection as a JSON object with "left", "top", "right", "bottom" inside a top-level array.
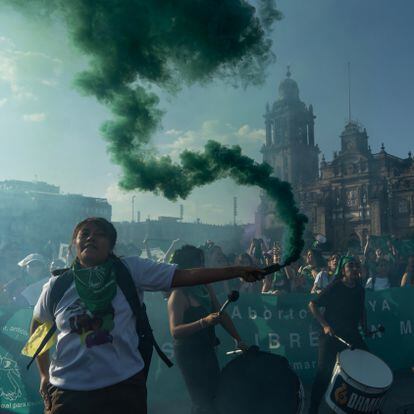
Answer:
[
  {"left": 297, "top": 249, "right": 326, "bottom": 293},
  {"left": 168, "top": 245, "right": 247, "bottom": 414},
  {"left": 311, "top": 253, "right": 337, "bottom": 294},
  {"left": 30, "top": 218, "right": 263, "bottom": 414}
]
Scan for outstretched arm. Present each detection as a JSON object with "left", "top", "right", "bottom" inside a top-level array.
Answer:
[
  {"left": 172, "top": 266, "right": 264, "bottom": 288},
  {"left": 143, "top": 238, "right": 152, "bottom": 260}
]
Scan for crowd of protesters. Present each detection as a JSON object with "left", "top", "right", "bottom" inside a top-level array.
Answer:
[
  {"left": 1, "top": 233, "right": 413, "bottom": 307},
  {"left": 192, "top": 236, "right": 413, "bottom": 297},
  {"left": 0, "top": 225, "right": 413, "bottom": 414}
]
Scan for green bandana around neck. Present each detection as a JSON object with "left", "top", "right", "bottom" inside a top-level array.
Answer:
[
  {"left": 183, "top": 285, "right": 211, "bottom": 310},
  {"left": 72, "top": 258, "right": 117, "bottom": 314}
]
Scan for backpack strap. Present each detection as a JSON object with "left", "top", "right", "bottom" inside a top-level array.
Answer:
[
  {"left": 27, "top": 261, "right": 173, "bottom": 371},
  {"left": 48, "top": 269, "right": 74, "bottom": 316},
  {"left": 113, "top": 259, "right": 173, "bottom": 369},
  {"left": 26, "top": 269, "right": 74, "bottom": 369}
]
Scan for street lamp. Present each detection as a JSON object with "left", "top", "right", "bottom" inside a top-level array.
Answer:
[{"left": 131, "top": 195, "right": 136, "bottom": 222}]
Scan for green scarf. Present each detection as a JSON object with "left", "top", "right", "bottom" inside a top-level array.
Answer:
[
  {"left": 184, "top": 285, "right": 211, "bottom": 310},
  {"left": 333, "top": 256, "right": 354, "bottom": 279},
  {"left": 72, "top": 258, "right": 117, "bottom": 314}
]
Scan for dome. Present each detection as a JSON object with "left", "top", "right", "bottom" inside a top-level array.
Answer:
[
  {"left": 341, "top": 121, "right": 364, "bottom": 137},
  {"left": 278, "top": 67, "right": 299, "bottom": 101}
]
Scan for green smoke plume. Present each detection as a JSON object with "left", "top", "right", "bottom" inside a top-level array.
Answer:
[{"left": 5, "top": 1, "right": 307, "bottom": 263}]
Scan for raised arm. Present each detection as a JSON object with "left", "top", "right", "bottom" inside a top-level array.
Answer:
[
  {"left": 400, "top": 272, "right": 408, "bottom": 287},
  {"left": 161, "top": 239, "right": 180, "bottom": 263},
  {"left": 262, "top": 274, "right": 273, "bottom": 293},
  {"left": 363, "top": 235, "right": 370, "bottom": 257},
  {"left": 247, "top": 240, "right": 254, "bottom": 256},
  {"left": 143, "top": 238, "right": 152, "bottom": 260}
]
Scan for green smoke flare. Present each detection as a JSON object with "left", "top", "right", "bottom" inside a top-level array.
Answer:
[{"left": 5, "top": 1, "right": 307, "bottom": 263}]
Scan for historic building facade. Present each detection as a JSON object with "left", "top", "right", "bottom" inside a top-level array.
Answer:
[
  {"left": 257, "top": 70, "right": 414, "bottom": 250},
  {"left": 0, "top": 180, "right": 111, "bottom": 254}
]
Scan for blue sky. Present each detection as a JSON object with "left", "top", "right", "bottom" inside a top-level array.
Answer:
[{"left": 0, "top": 1, "right": 413, "bottom": 224}]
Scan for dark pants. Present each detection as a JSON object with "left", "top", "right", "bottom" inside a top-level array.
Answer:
[
  {"left": 46, "top": 370, "right": 147, "bottom": 414},
  {"left": 175, "top": 343, "right": 221, "bottom": 414},
  {"left": 309, "top": 333, "right": 367, "bottom": 414}
]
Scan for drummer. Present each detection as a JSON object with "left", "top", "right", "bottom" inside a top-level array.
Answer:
[
  {"left": 168, "top": 245, "right": 248, "bottom": 414},
  {"left": 308, "top": 256, "right": 369, "bottom": 414}
]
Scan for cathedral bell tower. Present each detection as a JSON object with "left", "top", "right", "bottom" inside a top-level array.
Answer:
[{"left": 262, "top": 67, "right": 319, "bottom": 187}]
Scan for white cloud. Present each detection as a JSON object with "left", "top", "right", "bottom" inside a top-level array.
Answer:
[
  {"left": 106, "top": 178, "right": 260, "bottom": 225},
  {"left": 0, "top": 36, "right": 63, "bottom": 101},
  {"left": 160, "top": 120, "right": 265, "bottom": 161},
  {"left": 0, "top": 97, "right": 7, "bottom": 107},
  {"left": 0, "top": 37, "right": 15, "bottom": 49},
  {"left": 165, "top": 129, "right": 183, "bottom": 136},
  {"left": 161, "top": 130, "right": 201, "bottom": 159},
  {"left": 237, "top": 124, "right": 266, "bottom": 141},
  {"left": 41, "top": 79, "right": 58, "bottom": 87},
  {"left": 106, "top": 122, "right": 266, "bottom": 223},
  {"left": 105, "top": 182, "right": 183, "bottom": 223},
  {"left": 22, "top": 113, "right": 46, "bottom": 122},
  {"left": 105, "top": 183, "right": 132, "bottom": 203}
]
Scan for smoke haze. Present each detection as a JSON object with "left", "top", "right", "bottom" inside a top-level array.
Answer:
[{"left": 4, "top": 0, "right": 307, "bottom": 262}]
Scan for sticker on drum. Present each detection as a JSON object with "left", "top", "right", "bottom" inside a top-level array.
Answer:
[{"left": 325, "top": 349, "right": 393, "bottom": 414}]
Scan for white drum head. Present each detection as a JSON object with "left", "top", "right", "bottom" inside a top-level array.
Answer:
[{"left": 339, "top": 349, "right": 393, "bottom": 389}]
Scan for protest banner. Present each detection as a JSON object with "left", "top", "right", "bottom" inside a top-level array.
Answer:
[{"left": 1, "top": 288, "right": 413, "bottom": 412}]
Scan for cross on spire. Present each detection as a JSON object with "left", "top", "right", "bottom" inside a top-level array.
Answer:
[{"left": 286, "top": 65, "right": 291, "bottom": 78}]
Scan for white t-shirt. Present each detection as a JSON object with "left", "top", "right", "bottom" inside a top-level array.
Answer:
[
  {"left": 312, "top": 270, "right": 331, "bottom": 292},
  {"left": 33, "top": 256, "right": 176, "bottom": 391},
  {"left": 21, "top": 277, "right": 49, "bottom": 306},
  {"left": 365, "top": 276, "right": 390, "bottom": 291}
]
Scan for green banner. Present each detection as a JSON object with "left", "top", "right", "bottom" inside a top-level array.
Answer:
[
  {"left": 0, "top": 307, "right": 43, "bottom": 414},
  {"left": 1, "top": 288, "right": 413, "bottom": 412},
  {"left": 145, "top": 287, "right": 414, "bottom": 403}
]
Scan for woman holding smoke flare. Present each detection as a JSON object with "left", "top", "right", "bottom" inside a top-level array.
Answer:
[
  {"left": 168, "top": 245, "right": 248, "bottom": 414},
  {"left": 29, "top": 217, "right": 264, "bottom": 414}
]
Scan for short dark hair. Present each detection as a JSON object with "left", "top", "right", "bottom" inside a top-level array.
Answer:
[
  {"left": 171, "top": 245, "right": 204, "bottom": 269},
  {"left": 72, "top": 217, "right": 117, "bottom": 249}
]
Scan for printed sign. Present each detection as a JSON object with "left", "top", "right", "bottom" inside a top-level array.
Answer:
[
  {"left": 0, "top": 308, "right": 43, "bottom": 414},
  {"left": 1, "top": 288, "right": 413, "bottom": 412}
]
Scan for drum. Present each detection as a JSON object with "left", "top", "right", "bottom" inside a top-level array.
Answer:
[
  {"left": 216, "top": 348, "right": 303, "bottom": 414},
  {"left": 325, "top": 349, "right": 393, "bottom": 413}
]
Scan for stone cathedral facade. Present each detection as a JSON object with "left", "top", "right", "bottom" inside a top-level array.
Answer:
[{"left": 256, "top": 69, "right": 414, "bottom": 250}]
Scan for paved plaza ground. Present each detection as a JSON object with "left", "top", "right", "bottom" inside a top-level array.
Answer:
[
  {"left": 151, "top": 370, "right": 414, "bottom": 413},
  {"left": 303, "top": 371, "right": 414, "bottom": 414}
]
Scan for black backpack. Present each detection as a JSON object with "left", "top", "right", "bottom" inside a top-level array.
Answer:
[{"left": 27, "top": 258, "right": 173, "bottom": 378}]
